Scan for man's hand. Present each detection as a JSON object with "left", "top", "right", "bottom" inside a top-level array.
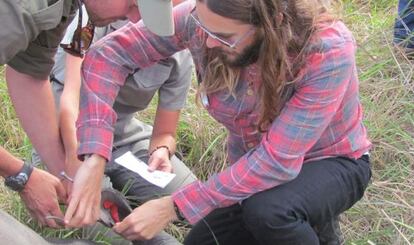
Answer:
[
  {"left": 20, "top": 168, "right": 67, "bottom": 228},
  {"left": 113, "top": 196, "right": 177, "bottom": 241},
  {"left": 62, "top": 155, "right": 82, "bottom": 197},
  {"left": 148, "top": 148, "right": 173, "bottom": 173},
  {"left": 64, "top": 154, "right": 106, "bottom": 227}
]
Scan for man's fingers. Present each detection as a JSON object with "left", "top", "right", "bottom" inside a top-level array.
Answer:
[
  {"left": 22, "top": 191, "right": 58, "bottom": 228},
  {"left": 45, "top": 215, "right": 66, "bottom": 227},
  {"left": 114, "top": 224, "right": 140, "bottom": 241},
  {"left": 66, "top": 194, "right": 100, "bottom": 227},
  {"left": 124, "top": 232, "right": 142, "bottom": 241},
  {"left": 148, "top": 158, "right": 161, "bottom": 172},
  {"left": 113, "top": 219, "right": 130, "bottom": 234},
  {"left": 68, "top": 199, "right": 86, "bottom": 227},
  {"left": 55, "top": 181, "right": 67, "bottom": 203},
  {"left": 63, "top": 155, "right": 106, "bottom": 227},
  {"left": 122, "top": 227, "right": 143, "bottom": 240},
  {"left": 93, "top": 204, "right": 100, "bottom": 222},
  {"left": 64, "top": 195, "right": 79, "bottom": 225},
  {"left": 113, "top": 215, "right": 146, "bottom": 241},
  {"left": 149, "top": 158, "right": 173, "bottom": 172},
  {"left": 44, "top": 215, "right": 59, "bottom": 228},
  {"left": 28, "top": 209, "right": 49, "bottom": 227},
  {"left": 163, "top": 163, "right": 173, "bottom": 173},
  {"left": 47, "top": 202, "right": 64, "bottom": 227},
  {"left": 82, "top": 207, "right": 92, "bottom": 227},
  {"left": 31, "top": 208, "right": 58, "bottom": 228},
  {"left": 83, "top": 199, "right": 97, "bottom": 226}
]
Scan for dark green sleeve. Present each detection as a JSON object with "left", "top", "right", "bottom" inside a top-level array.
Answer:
[
  {"left": 7, "top": 23, "right": 71, "bottom": 79},
  {"left": 0, "top": 1, "right": 37, "bottom": 66},
  {"left": 1, "top": 0, "right": 75, "bottom": 79}
]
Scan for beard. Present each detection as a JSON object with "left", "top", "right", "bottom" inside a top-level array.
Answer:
[{"left": 211, "top": 36, "right": 263, "bottom": 68}]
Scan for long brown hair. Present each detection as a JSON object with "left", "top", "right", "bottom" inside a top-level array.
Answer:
[{"left": 198, "top": 0, "right": 330, "bottom": 131}]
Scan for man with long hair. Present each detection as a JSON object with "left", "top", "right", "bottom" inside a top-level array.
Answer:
[{"left": 74, "top": 0, "right": 372, "bottom": 244}]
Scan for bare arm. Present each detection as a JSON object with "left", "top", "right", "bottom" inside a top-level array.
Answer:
[
  {"left": 59, "top": 54, "right": 83, "bottom": 177},
  {"left": 5, "top": 66, "right": 65, "bottom": 176},
  {"left": 147, "top": 107, "right": 180, "bottom": 172},
  {"left": 0, "top": 146, "right": 66, "bottom": 228},
  {"left": 0, "top": 147, "right": 24, "bottom": 177}
]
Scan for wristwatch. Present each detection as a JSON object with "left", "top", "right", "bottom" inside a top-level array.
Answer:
[{"left": 4, "top": 161, "right": 34, "bottom": 192}]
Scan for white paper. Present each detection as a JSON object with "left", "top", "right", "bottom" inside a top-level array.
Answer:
[{"left": 115, "top": 151, "right": 176, "bottom": 188}]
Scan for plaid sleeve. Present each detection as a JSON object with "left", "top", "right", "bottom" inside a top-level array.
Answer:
[
  {"left": 76, "top": 3, "right": 193, "bottom": 160},
  {"left": 173, "top": 34, "right": 358, "bottom": 224}
]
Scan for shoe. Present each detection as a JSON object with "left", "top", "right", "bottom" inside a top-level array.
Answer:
[{"left": 313, "top": 216, "right": 344, "bottom": 245}]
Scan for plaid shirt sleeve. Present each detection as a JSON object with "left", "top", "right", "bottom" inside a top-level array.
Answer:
[
  {"left": 76, "top": 3, "right": 192, "bottom": 160},
  {"left": 173, "top": 30, "right": 361, "bottom": 224}
]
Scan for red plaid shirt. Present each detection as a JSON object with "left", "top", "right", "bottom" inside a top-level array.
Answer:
[{"left": 78, "top": 1, "right": 371, "bottom": 224}]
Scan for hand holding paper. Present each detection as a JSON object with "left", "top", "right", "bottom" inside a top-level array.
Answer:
[{"left": 115, "top": 151, "right": 176, "bottom": 188}]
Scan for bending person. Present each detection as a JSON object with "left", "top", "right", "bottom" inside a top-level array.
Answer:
[
  {"left": 0, "top": 0, "right": 176, "bottom": 227},
  {"left": 50, "top": 2, "right": 196, "bottom": 241},
  {"left": 74, "top": 0, "right": 372, "bottom": 244}
]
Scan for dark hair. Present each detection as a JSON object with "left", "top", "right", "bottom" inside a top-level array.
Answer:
[{"left": 198, "top": 0, "right": 329, "bottom": 131}]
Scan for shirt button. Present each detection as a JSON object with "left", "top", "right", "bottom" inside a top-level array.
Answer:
[
  {"left": 247, "top": 88, "right": 254, "bottom": 96},
  {"left": 247, "top": 143, "right": 255, "bottom": 148}
]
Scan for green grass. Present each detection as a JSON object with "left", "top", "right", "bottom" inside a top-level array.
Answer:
[
  {"left": 339, "top": 0, "right": 414, "bottom": 244},
  {"left": 1, "top": 0, "right": 414, "bottom": 244}
]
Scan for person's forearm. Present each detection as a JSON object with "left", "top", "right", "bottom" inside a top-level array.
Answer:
[
  {"left": 5, "top": 66, "right": 65, "bottom": 176},
  {"left": 149, "top": 108, "right": 180, "bottom": 155},
  {"left": 0, "top": 147, "right": 25, "bottom": 177},
  {"left": 149, "top": 134, "right": 177, "bottom": 156},
  {"left": 59, "top": 54, "right": 82, "bottom": 161},
  {"left": 59, "top": 109, "right": 78, "bottom": 158}
]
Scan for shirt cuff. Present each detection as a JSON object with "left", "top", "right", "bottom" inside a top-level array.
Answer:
[
  {"left": 77, "top": 126, "right": 114, "bottom": 161},
  {"left": 171, "top": 181, "right": 217, "bottom": 224}
]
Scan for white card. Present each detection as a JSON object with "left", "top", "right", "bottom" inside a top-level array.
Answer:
[{"left": 114, "top": 151, "right": 176, "bottom": 188}]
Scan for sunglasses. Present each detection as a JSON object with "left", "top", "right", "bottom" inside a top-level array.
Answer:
[
  {"left": 60, "top": 0, "right": 95, "bottom": 58},
  {"left": 190, "top": 8, "right": 254, "bottom": 49}
]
